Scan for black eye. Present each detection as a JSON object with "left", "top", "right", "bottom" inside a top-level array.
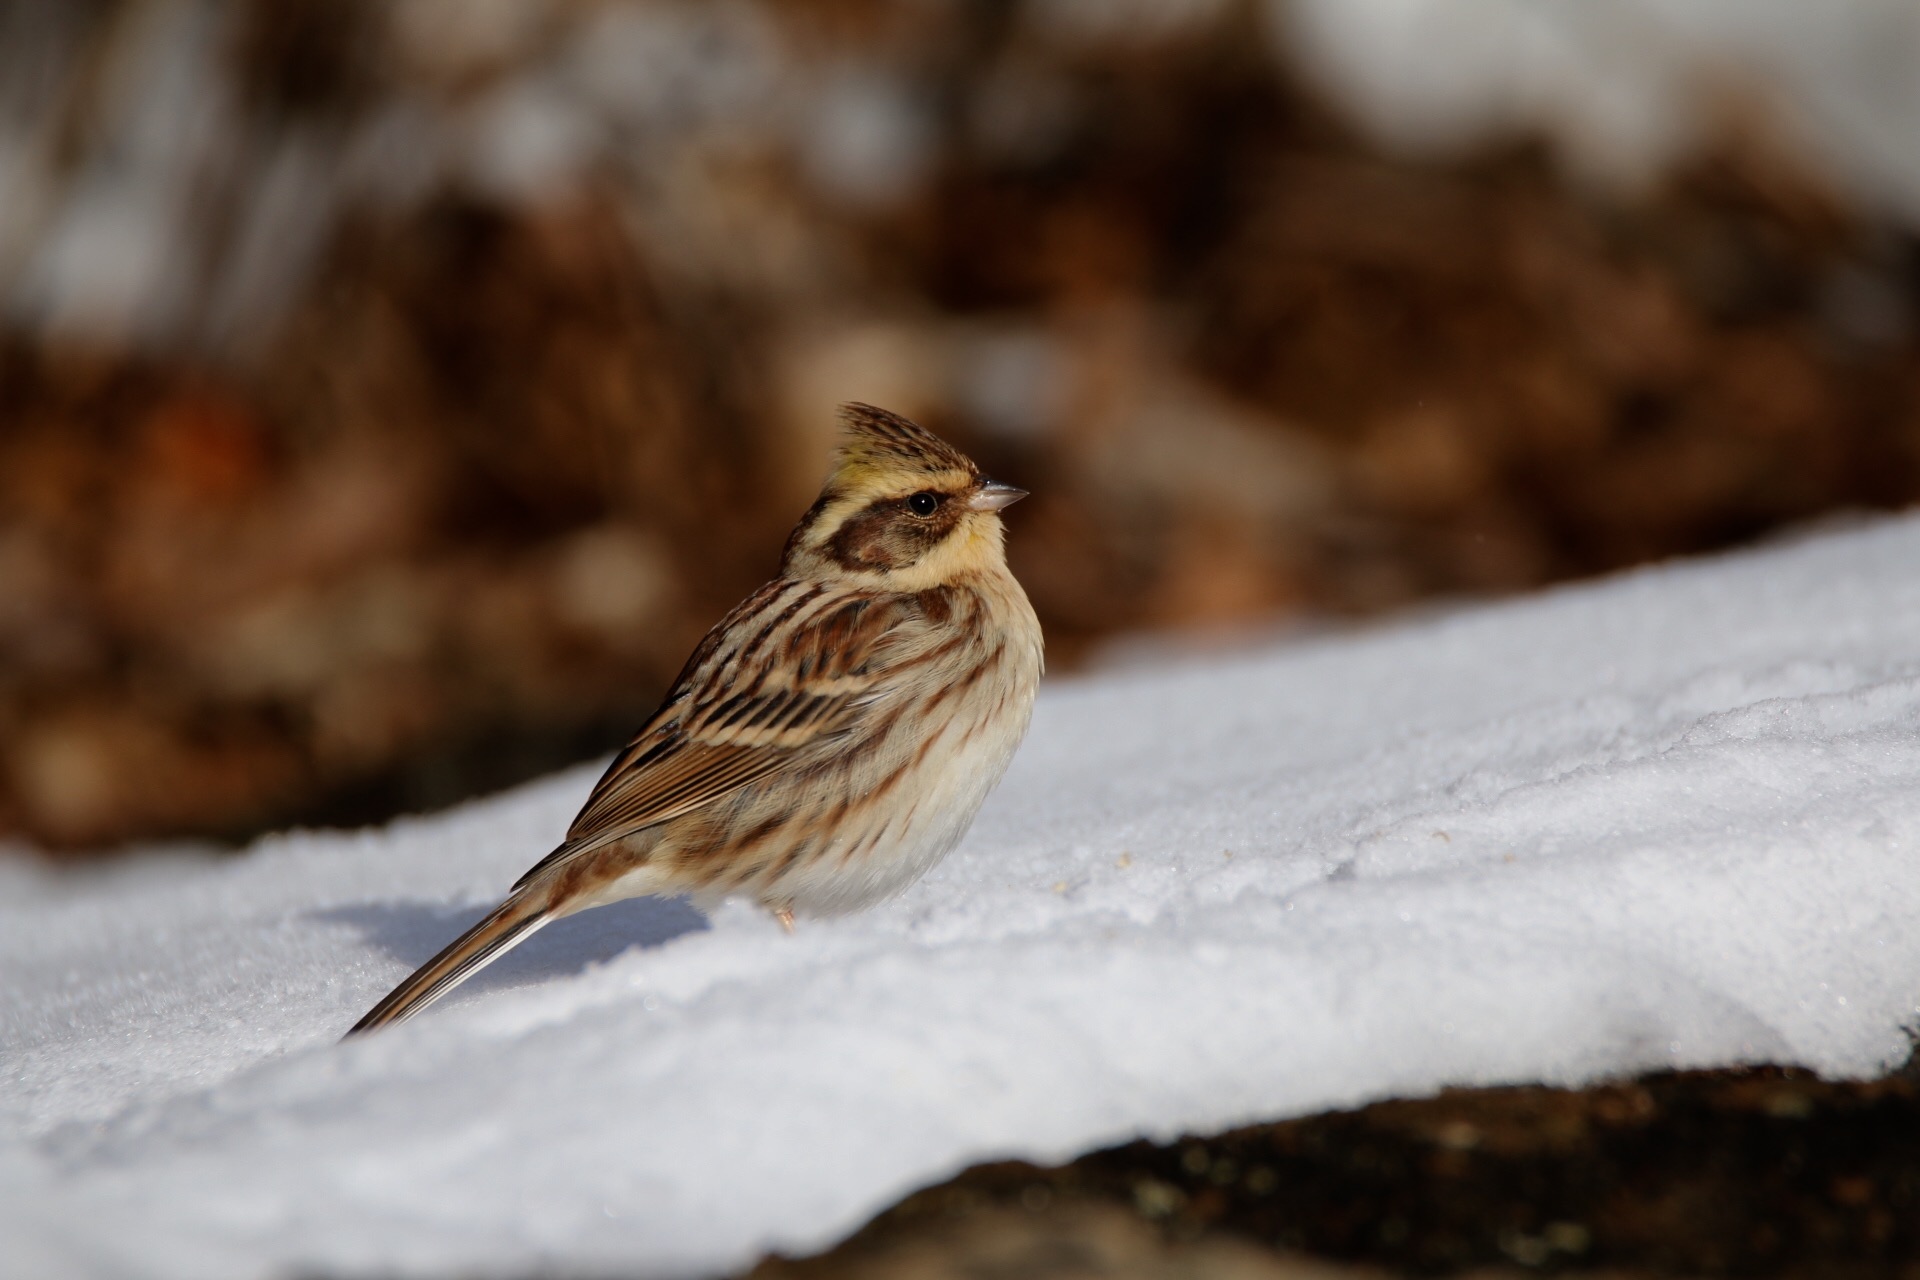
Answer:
[{"left": 907, "top": 492, "right": 940, "bottom": 517}]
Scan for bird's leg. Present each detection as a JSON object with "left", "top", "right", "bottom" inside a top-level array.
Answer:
[{"left": 773, "top": 905, "right": 795, "bottom": 933}]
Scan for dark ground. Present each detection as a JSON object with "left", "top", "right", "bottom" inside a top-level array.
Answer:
[{"left": 753, "top": 1063, "right": 1920, "bottom": 1279}]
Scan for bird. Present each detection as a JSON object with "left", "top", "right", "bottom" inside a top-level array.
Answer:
[{"left": 345, "top": 404, "right": 1043, "bottom": 1035}]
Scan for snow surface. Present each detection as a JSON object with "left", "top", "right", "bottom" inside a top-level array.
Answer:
[{"left": 7, "top": 515, "right": 1920, "bottom": 1278}]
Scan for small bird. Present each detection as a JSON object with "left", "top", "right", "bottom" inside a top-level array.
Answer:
[{"left": 346, "top": 405, "right": 1043, "bottom": 1034}]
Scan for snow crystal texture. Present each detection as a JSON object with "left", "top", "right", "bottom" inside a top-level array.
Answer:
[{"left": 6, "top": 516, "right": 1920, "bottom": 1278}]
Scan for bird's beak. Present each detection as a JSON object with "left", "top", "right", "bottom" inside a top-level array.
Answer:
[{"left": 968, "top": 480, "right": 1028, "bottom": 512}]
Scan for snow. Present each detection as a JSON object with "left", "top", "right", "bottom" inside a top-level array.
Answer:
[{"left": 7, "top": 514, "right": 1920, "bottom": 1278}]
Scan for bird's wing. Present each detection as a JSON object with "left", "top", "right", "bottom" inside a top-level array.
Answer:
[{"left": 514, "top": 581, "right": 926, "bottom": 889}]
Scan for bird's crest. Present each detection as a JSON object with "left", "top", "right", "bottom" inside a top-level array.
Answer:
[{"left": 829, "top": 403, "right": 977, "bottom": 492}]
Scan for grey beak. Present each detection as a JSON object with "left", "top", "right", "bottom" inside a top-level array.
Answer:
[{"left": 967, "top": 480, "right": 1028, "bottom": 512}]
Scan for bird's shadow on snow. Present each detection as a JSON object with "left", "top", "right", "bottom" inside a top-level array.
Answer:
[{"left": 316, "top": 896, "right": 710, "bottom": 997}]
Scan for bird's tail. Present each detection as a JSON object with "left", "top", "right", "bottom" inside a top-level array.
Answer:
[{"left": 344, "top": 892, "right": 553, "bottom": 1037}]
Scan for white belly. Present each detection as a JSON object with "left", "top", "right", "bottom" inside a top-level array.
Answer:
[{"left": 774, "top": 696, "right": 1032, "bottom": 916}]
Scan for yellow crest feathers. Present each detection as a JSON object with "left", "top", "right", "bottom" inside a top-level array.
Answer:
[{"left": 831, "top": 404, "right": 977, "bottom": 487}]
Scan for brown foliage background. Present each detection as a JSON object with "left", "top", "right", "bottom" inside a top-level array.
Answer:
[{"left": 4, "top": 1, "right": 1918, "bottom": 853}]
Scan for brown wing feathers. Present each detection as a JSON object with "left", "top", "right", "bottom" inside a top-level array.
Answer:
[{"left": 514, "top": 587, "right": 921, "bottom": 888}]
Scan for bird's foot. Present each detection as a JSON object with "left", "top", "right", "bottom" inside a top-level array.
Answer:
[{"left": 773, "top": 906, "right": 795, "bottom": 933}]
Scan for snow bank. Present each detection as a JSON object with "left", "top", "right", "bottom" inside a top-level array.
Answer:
[{"left": 6, "top": 515, "right": 1920, "bottom": 1278}]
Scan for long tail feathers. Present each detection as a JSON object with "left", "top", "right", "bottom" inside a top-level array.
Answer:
[{"left": 344, "top": 894, "right": 553, "bottom": 1037}]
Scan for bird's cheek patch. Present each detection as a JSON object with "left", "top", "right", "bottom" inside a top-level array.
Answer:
[
  {"left": 825, "top": 507, "right": 904, "bottom": 570},
  {"left": 825, "top": 500, "right": 963, "bottom": 571}
]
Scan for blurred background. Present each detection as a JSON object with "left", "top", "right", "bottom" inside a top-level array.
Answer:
[{"left": 5, "top": 0, "right": 1920, "bottom": 856}]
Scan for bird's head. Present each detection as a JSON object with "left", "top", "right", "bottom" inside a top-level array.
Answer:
[{"left": 782, "top": 404, "right": 1027, "bottom": 590}]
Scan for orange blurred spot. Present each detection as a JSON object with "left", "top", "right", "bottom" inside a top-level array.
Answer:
[{"left": 140, "top": 387, "right": 272, "bottom": 503}]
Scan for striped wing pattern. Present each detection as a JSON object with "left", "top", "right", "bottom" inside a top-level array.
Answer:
[{"left": 514, "top": 580, "right": 924, "bottom": 889}]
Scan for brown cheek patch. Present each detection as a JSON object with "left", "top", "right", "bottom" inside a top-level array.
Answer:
[
  {"left": 824, "top": 505, "right": 899, "bottom": 570},
  {"left": 825, "top": 498, "right": 963, "bottom": 571}
]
